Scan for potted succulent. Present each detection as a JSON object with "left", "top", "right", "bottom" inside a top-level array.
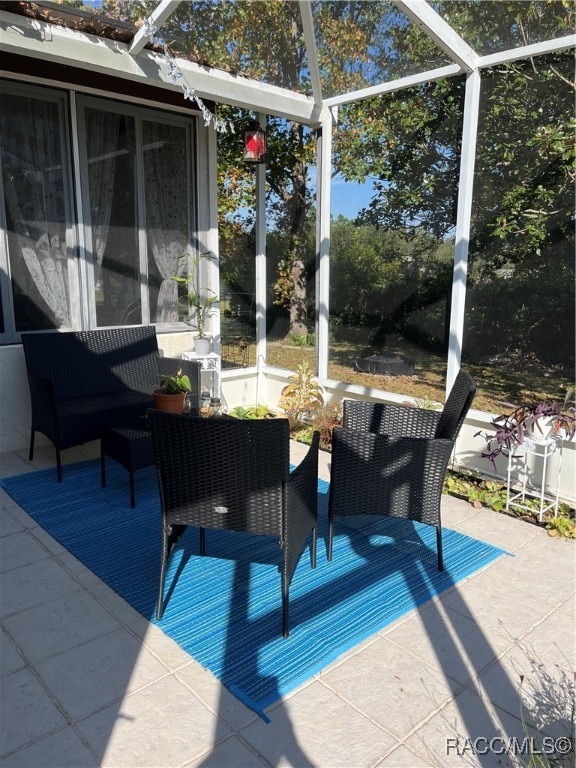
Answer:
[
  {"left": 153, "top": 370, "right": 192, "bottom": 414},
  {"left": 174, "top": 252, "right": 219, "bottom": 355},
  {"left": 477, "top": 390, "right": 576, "bottom": 469}
]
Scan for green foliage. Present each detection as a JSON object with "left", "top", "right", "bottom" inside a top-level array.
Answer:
[
  {"left": 545, "top": 516, "right": 576, "bottom": 539},
  {"left": 101, "top": 1, "right": 575, "bottom": 377},
  {"left": 443, "top": 472, "right": 509, "bottom": 514},
  {"left": 228, "top": 404, "right": 276, "bottom": 420},
  {"left": 285, "top": 332, "right": 315, "bottom": 347},
  {"left": 158, "top": 371, "right": 191, "bottom": 394},
  {"left": 278, "top": 361, "right": 325, "bottom": 427},
  {"left": 443, "top": 469, "right": 575, "bottom": 537},
  {"left": 173, "top": 253, "right": 219, "bottom": 338}
]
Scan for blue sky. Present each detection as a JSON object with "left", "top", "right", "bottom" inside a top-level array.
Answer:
[{"left": 330, "top": 177, "right": 375, "bottom": 219}]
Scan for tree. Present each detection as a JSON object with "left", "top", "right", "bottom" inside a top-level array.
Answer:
[
  {"left": 100, "top": 0, "right": 409, "bottom": 338},
  {"left": 333, "top": 3, "right": 575, "bottom": 271},
  {"left": 98, "top": 0, "right": 574, "bottom": 359}
]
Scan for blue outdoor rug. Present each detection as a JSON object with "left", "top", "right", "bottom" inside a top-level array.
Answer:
[{"left": 1, "top": 460, "right": 506, "bottom": 719}]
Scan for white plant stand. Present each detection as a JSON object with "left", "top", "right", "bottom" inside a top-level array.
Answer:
[
  {"left": 182, "top": 350, "right": 221, "bottom": 400},
  {"left": 506, "top": 436, "right": 563, "bottom": 521}
]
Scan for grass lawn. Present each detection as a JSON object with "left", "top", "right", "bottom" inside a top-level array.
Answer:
[{"left": 221, "top": 336, "right": 573, "bottom": 414}]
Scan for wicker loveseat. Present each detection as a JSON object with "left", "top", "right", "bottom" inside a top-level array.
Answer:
[{"left": 21, "top": 326, "right": 200, "bottom": 481}]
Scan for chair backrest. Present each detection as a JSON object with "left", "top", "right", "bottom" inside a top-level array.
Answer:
[
  {"left": 342, "top": 398, "right": 441, "bottom": 438},
  {"left": 21, "top": 326, "right": 160, "bottom": 399},
  {"left": 434, "top": 369, "right": 477, "bottom": 441},
  {"left": 148, "top": 411, "right": 291, "bottom": 538}
]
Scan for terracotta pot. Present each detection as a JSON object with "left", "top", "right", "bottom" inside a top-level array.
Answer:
[{"left": 153, "top": 391, "right": 186, "bottom": 414}]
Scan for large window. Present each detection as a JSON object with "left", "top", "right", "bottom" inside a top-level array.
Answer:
[
  {"left": 0, "top": 85, "right": 77, "bottom": 334},
  {"left": 0, "top": 83, "right": 198, "bottom": 342}
]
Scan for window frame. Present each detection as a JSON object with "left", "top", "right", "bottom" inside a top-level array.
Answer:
[
  {"left": 0, "top": 81, "right": 199, "bottom": 342},
  {"left": 0, "top": 80, "right": 80, "bottom": 343}
]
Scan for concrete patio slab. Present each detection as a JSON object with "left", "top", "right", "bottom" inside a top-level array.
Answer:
[{"left": 1, "top": 443, "right": 573, "bottom": 767}]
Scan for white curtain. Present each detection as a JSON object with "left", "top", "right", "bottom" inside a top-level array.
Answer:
[
  {"left": 1, "top": 96, "right": 71, "bottom": 327},
  {"left": 85, "top": 108, "right": 121, "bottom": 287},
  {"left": 143, "top": 121, "right": 188, "bottom": 322}
]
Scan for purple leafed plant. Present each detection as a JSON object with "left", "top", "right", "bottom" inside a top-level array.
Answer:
[{"left": 476, "top": 390, "right": 576, "bottom": 470}]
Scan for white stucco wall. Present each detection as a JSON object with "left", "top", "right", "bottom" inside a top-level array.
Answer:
[{"left": 0, "top": 345, "right": 33, "bottom": 454}]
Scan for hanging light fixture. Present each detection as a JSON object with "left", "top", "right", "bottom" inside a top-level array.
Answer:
[{"left": 243, "top": 120, "right": 266, "bottom": 164}]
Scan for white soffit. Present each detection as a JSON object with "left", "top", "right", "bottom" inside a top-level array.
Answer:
[{"left": 0, "top": 10, "right": 320, "bottom": 124}]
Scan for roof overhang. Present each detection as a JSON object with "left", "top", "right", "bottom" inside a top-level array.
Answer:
[{"left": 0, "top": 8, "right": 323, "bottom": 125}]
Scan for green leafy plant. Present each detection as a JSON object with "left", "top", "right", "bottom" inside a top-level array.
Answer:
[
  {"left": 229, "top": 404, "right": 276, "bottom": 420},
  {"left": 278, "top": 361, "right": 325, "bottom": 428},
  {"left": 157, "top": 370, "right": 192, "bottom": 394},
  {"left": 174, "top": 252, "right": 219, "bottom": 338},
  {"left": 285, "top": 333, "right": 315, "bottom": 347},
  {"left": 545, "top": 516, "right": 576, "bottom": 539}
]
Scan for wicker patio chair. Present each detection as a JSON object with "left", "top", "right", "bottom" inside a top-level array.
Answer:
[
  {"left": 148, "top": 411, "right": 320, "bottom": 638},
  {"left": 328, "top": 369, "right": 476, "bottom": 571}
]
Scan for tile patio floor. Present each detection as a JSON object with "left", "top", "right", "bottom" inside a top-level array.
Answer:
[{"left": 1, "top": 440, "right": 574, "bottom": 768}]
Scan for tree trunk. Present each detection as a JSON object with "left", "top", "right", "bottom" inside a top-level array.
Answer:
[
  {"left": 286, "top": 123, "right": 309, "bottom": 338},
  {"left": 289, "top": 257, "right": 308, "bottom": 337}
]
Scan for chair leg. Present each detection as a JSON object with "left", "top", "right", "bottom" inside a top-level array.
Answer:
[
  {"left": 56, "top": 449, "right": 62, "bottom": 483},
  {"left": 129, "top": 470, "right": 136, "bottom": 509},
  {"left": 199, "top": 527, "right": 206, "bottom": 555},
  {"left": 282, "top": 572, "right": 289, "bottom": 638},
  {"left": 327, "top": 514, "right": 334, "bottom": 561},
  {"left": 156, "top": 527, "right": 169, "bottom": 620},
  {"left": 28, "top": 430, "right": 35, "bottom": 461},
  {"left": 310, "top": 526, "right": 317, "bottom": 569},
  {"left": 436, "top": 526, "right": 444, "bottom": 571}
]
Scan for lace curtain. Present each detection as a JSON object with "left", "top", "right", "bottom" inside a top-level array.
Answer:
[
  {"left": 85, "top": 108, "right": 120, "bottom": 290},
  {"left": 0, "top": 95, "right": 71, "bottom": 327},
  {"left": 143, "top": 120, "right": 188, "bottom": 323}
]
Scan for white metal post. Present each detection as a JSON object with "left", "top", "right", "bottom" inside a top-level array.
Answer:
[
  {"left": 205, "top": 124, "right": 220, "bottom": 354},
  {"left": 446, "top": 69, "right": 481, "bottom": 396},
  {"left": 255, "top": 113, "right": 267, "bottom": 402},
  {"left": 316, "top": 107, "right": 334, "bottom": 382}
]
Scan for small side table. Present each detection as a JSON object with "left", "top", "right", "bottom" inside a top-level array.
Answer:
[
  {"left": 506, "top": 437, "right": 563, "bottom": 521},
  {"left": 182, "top": 350, "right": 220, "bottom": 400},
  {"left": 101, "top": 425, "right": 155, "bottom": 508}
]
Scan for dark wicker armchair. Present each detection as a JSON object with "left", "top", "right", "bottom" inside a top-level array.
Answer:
[
  {"left": 328, "top": 369, "right": 476, "bottom": 571},
  {"left": 148, "top": 411, "right": 320, "bottom": 638}
]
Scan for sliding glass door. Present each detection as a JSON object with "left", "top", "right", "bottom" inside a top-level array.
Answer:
[{"left": 78, "top": 97, "right": 196, "bottom": 328}]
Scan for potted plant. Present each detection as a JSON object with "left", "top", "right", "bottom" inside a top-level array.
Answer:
[
  {"left": 278, "top": 361, "right": 325, "bottom": 431},
  {"left": 477, "top": 389, "right": 576, "bottom": 469},
  {"left": 153, "top": 370, "right": 192, "bottom": 414},
  {"left": 174, "top": 252, "right": 219, "bottom": 355}
]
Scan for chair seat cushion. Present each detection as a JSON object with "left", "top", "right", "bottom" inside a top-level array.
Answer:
[{"left": 57, "top": 393, "right": 152, "bottom": 447}]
